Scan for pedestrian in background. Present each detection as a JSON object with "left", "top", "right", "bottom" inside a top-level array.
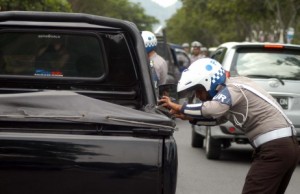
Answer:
[
  {"left": 182, "top": 42, "right": 190, "bottom": 57},
  {"left": 190, "top": 41, "right": 205, "bottom": 63},
  {"left": 141, "top": 31, "right": 168, "bottom": 87},
  {"left": 201, "top": 47, "right": 209, "bottom": 57}
]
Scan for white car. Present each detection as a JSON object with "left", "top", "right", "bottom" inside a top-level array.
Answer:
[{"left": 192, "top": 42, "right": 300, "bottom": 160}]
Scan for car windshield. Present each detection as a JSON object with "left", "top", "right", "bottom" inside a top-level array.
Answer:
[
  {"left": 235, "top": 49, "right": 300, "bottom": 80},
  {"left": 0, "top": 32, "right": 106, "bottom": 78}
]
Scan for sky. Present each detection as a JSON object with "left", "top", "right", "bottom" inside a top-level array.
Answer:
[
  {"left": 151, "top": 0, "right": 178, "bottom": 8},
  {"left": 128, "top": 0, "right": 181, "bottom": 31}
]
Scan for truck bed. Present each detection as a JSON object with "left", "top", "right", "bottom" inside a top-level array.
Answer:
[{"left": 0, "top": 132, "right": 176, "bottom": 194}]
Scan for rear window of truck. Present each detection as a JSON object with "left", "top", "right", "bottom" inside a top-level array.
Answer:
[{"left": 0, "top": 31, "right": 106, "bottom": 79}]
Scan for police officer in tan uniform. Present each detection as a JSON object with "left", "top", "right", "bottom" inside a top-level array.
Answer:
[
  {"left": 141, "top": 31, "right": 168, "bottom": 86},
  {"left": 159, "top": 58, "right": 300, "bottom": 194},
  {"left": 190, "top": 41, "right": 205, "bottom": 64}
]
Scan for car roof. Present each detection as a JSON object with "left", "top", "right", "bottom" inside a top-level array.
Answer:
[{"left": 218, "top": 41, "right": 300, "bottom": 49}]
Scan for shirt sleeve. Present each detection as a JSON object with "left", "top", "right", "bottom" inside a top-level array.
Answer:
[
  {"left": 180, "top": 86, "right": 233, "bottom": 119},
  {"left": 202, "top": 87, "right": 232, "bottom": 119}
]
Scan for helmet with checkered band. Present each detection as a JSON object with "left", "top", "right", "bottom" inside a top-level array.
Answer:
[
  {"left": 177, "top": 58, "right": 226, "bottom": 97},
  {"left": 141, "top": 31, "right": 157, "bottom": 53}
]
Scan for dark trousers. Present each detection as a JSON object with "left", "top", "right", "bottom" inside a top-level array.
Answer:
[{"left": 242, "top": 136, "right": 300, "bottom": 194}]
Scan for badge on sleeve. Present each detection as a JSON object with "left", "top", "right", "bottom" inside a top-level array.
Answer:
[{"left": 212, "top": 87, "right": 232, "bottom": 106}]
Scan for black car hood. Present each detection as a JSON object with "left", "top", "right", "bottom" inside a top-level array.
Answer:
[{"left": 0, "top": 91, "right": 175, "bottom": 129}]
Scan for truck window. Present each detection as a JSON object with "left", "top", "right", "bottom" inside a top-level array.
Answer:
[
  {"left": 100, "top": 33, "right": 137, "bottom": 85},
  {"left": 0, "top": 31, "right": 106, "bottom": 78}
]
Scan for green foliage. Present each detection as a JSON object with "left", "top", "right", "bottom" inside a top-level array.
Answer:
[
  {"left": 0, "top": 0, "right": 72, "bottom": 12},
  {"left": 68, "top": 0, "right": 159, "bottom": 31},
  {"left": 0, "top": 0, "right": 158, "bottom": 31},
  {"left": 166, "top": 0, "right": 300, "bottom": 47}
]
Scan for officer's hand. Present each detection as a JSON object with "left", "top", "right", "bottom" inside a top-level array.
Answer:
[{"left": 159, "top": 96, "right": 182, "bottom": 112}]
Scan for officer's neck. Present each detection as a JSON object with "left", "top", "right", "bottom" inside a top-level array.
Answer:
[{"left": 148, "top": 50, "right": 156, "bottom": 58}]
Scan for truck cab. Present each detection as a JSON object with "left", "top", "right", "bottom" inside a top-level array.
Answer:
[{"left": 0, "top": 11, "right": 178, "bottom": 194}]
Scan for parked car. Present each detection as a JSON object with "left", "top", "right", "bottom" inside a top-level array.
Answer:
[
  {"left": 191, "top": 41, "right": 300, "bottom": 159},
  {"left": 208, "top": 47, "right": 217, "bottom": 57},
  {"left": 0, "top": 11, "right": 178, "bottom": 194}
]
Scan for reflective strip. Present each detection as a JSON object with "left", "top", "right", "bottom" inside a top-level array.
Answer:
[
  {"left": 186, "top": 103, "right": 203, "bottom": 108},
  {"left": 252, "top": 127, "right": 292, "bottom": 148},
  {"left": 183, "top": 103, "right": 203, "bottom": 116},
  {"left": 184, "top": 109, "right": 201, "bottom": 116}
]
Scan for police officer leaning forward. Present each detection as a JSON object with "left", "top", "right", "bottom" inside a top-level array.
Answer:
[{"left": 159, "top": 58, "right": 300, "bottom": 194}]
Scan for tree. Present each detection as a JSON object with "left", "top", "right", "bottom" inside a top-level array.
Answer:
[
  {"left": 264, "top": 0, "right": 300, "bottom": 43},
  {"left": 0, "top": 0, "right": 158, "bottom": 31},
  {"left": 0, "top": 0, "right": 72, "bottom": 12},
  {"left": 68, "top": 0, "right": 159, "bottom": 31},
  {"left": 166, "top": 0, "right": 300, "bottom": 47},
  {"left": 166, "top": 0, "right": 218, "bottom": 46}
]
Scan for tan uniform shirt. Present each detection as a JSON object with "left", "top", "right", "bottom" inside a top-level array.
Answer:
[
  {"left": 190, "top": 54, "right": 205, "bottom": 64},
  {"left": 201, "top": 77, "right": 290, "bottom": 141},
  {"left": 150, "top": 52, "right": 168, "bottom": 85}
]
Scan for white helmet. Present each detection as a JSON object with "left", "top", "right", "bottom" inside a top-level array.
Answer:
[
  {"left": 177, "top": 58, "right": 226, "bottom": 97},
  {"left": 182, "top": 42, "right": 189, "bottom": 48},
  {"left": 141, "top": 31, "right": 157, "bottom": 53},
  {"left": 191, "top": 41, "right": 202, "bottom": 47}
]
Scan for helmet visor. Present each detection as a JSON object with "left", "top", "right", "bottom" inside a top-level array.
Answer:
[{"left": 178, "top": 88, "right": 194, "bottom": 99}]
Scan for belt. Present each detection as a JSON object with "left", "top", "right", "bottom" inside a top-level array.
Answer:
[{"left": 252, "top": 127, "right": 292, "bottom": 148}]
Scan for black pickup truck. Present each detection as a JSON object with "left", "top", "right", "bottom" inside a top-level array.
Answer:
[{"left": 0, "top": 11, "right": 177, "bottom": 194}]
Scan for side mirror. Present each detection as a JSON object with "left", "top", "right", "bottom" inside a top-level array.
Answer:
[{"left": 158, "top": 84, "right": 178, "bottom": 103}]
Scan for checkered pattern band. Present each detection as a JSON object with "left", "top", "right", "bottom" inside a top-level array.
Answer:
[
  {"left": 145, "top": 41, "right": 157, "bottom": 48},
  {"left": 211, "top": 68, "right": 225, "bottom": 84}
]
